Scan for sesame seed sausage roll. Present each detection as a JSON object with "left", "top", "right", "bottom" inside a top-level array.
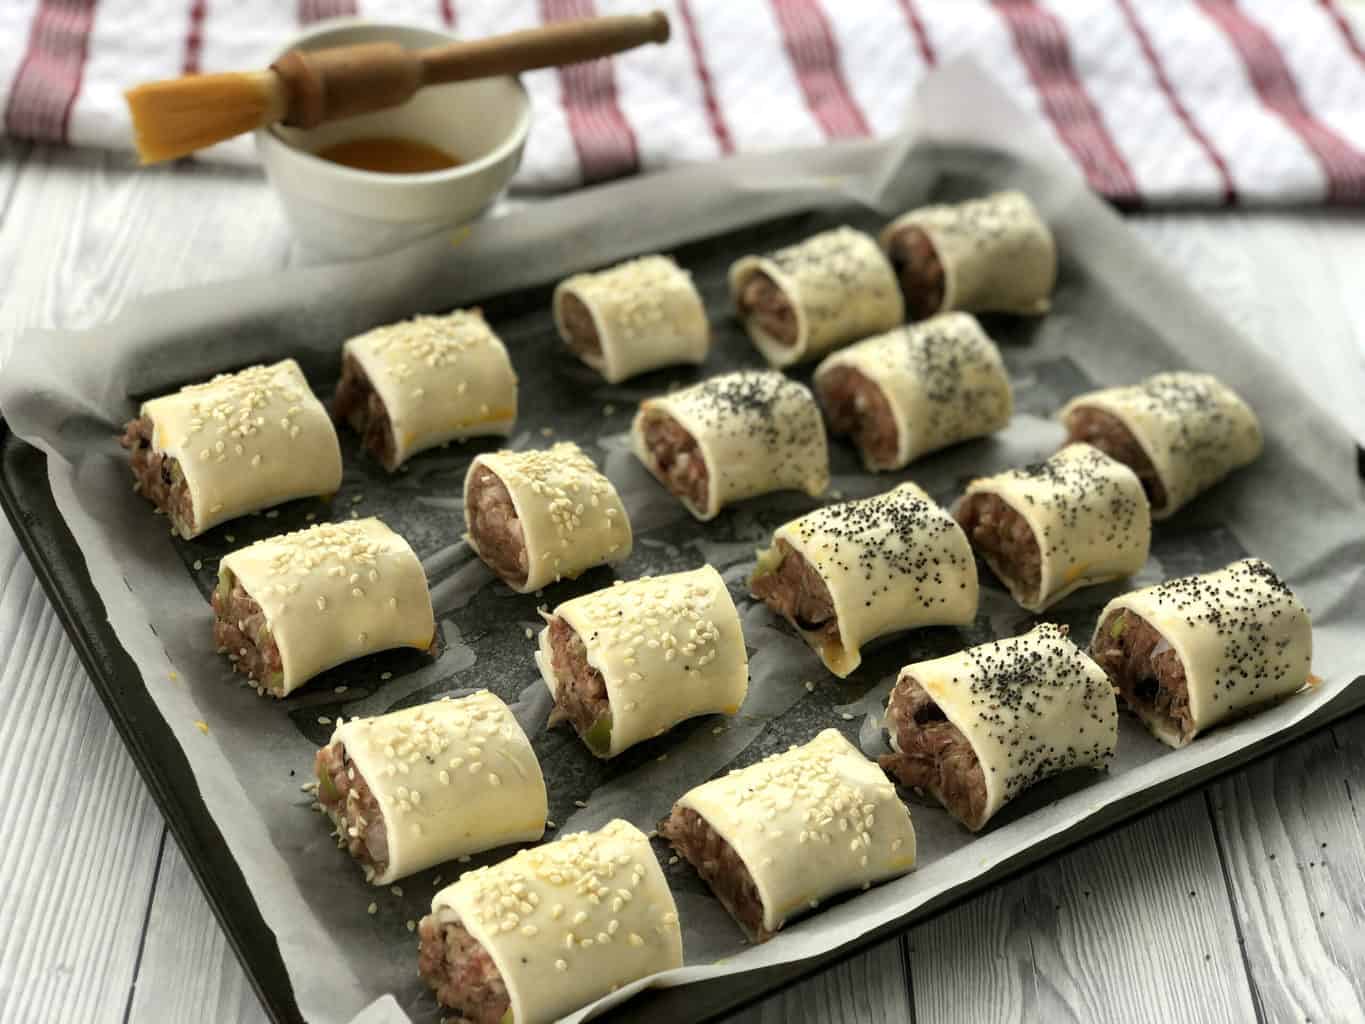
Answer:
[
  {"left": 534, "top": 566, "right": 748, "bottom": 757},
  {"left": 813, "top": 312, "right": 1013, "bottom": 471},
  {"left": 1059, "top": 371, "right": 1263, "bottom": 520},
  {"left": 660, "top": 729, "right": 916, "bottom": 943},
  {"left": 333, "top": 310, "right": 517, "bottom": 471},
  {"left": 464, "top": 442, "right": 632, "bottom": 593},
  {"left": 729, "top": 226, "right": 905, "bottom": 367},
  {"left": 213, "top": 518, "right": 435, "bottom": 697},
  {"left": 880, "top": 623, "right": 1117, "bottom": 831},
  {"left": 955, "top": 443, "right": 1151, "bottom": 613},
  {"left": 119, "top": 359, "right": 341, "bottom": 539},
  {"left": 315, "top": 691, "right": 546, "bottom": 885},
  {"left": 553, "top": 255, "right": 710, "bottom": 383},
  {"left": 750, "top": 483, "right": 978, "bottom": 678},
  {"left": 418, "top": 819, "right": 682, "bottom": 1024},
  {"left": 878, "top": 191, "right": 1056, "bottom": 321},
  {"left": 1090, "top": 559, "right": 1312, "bottom": 749},
  {"left": 631, "top": 370, "right": 829, "bottom": 521}
]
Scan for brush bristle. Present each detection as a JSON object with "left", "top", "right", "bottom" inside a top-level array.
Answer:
[{"left": 125, "top": 71, "right": 281, "bottom": 164}]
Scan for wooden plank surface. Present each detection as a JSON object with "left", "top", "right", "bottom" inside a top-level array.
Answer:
[
  {"left": 908, "top": 794, "right": 1256, "bottom": 1024},
  {"left": 1206, "top": 717, "right": 1365, "bottom": 1023},
  {"left": 0, "top": 528, "right": 167, "bottom": 1024},
  {"left": 1, "top": 146, "right": 1363, "bottom": 1024},
  {"left": 0, "top": 144, "right": 292, "bottom": 1024}
]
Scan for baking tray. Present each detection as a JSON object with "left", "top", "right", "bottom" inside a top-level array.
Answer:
[
  {"left": 4, "top": 195, "right": 1365, "bottom": 1022},
  {"left": 4, "top": 58, "right": 1364, "bottom": 1020},
  {"left": 4, "top": 417, "right": 1365, "bottom": 1024}
]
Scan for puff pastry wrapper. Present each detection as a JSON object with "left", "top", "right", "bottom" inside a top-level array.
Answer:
[
  {"left": 137, "top": 358, "right": 341, "bottom": 538},
  {"left": 323, "top": 691, "right": 546, "bottom": 884},
  {"left": 217, "top": 517, "right": 435, "bottom": 696},
  {"left": 729, "top": 226, "right": 904, "bottom": 367},
  {"left": 535, "top": 566, "right": 748, "bottom": 757},
  {"left": 427, "top": 819, "right": 682, "bottom": 1024},
  {"left": 553, "top": 255, "right": 709, "bottom": 383}
]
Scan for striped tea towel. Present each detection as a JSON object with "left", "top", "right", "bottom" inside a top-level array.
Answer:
[{"left": 4, "top": 0, "right": 1365, "bottom": 205}]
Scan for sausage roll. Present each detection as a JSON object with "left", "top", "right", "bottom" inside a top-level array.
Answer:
[
  {"left": 660, "top": 728, "right": 916, "bottom": 942},
  {"left": 553, "top": 255, "right": 710, "bottom": 383},
  {"left": 315, "top": 691, "right": 547, "bottom": 885},
  {"left": 879, "top": 191, "right": 1056, "bottom": 320},
  {"left": 213, "top": 517, "right": 435, "bottom": 697},
  {"left": 813, "top": 312, "right": 1013, "bottom": 471},
  {"left": 120, "top": 358, "right": 342, "bottom": 539},
  {"left": 418, "top": 819, "right": 682, "bottom": 1024},
  {"left": 729, "top": 226, "right": 904, "bottom": 367},
  {"left": 1059, "top": 371, "right": 1262, "bottom": 519},
  {"left": 750, "top": 483, "right": 978, "bottom": 678},
  {"left": 880, "top": 622, "right": 1117, "bottom": 831},
  {"left": 1090, "top": 559, "right": 1312, "bottom": 748},
  {"left": 464, "top": 442, "right": 632, "bottom": 593},
  {"left": 333, "top": 309, "right": 517, "bottom": 471},
  {"left": 535, "top": 566, "right": 748, "bottom": 757},
  {"left": 631, "top": 370, "right": 829, "bottom": 521},
  {"left": 955, "top": 443, "right": 1151, "bottom": 613}
]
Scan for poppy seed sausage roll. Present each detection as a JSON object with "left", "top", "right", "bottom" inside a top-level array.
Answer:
[
  {"left": 729, "top": 226, "right": 905, "bottom": 367},
  {"left": 213, "top": 517, "right": 435, "bottom": 697},
  {"left": 955, "top": 443, "right": 1151, "bottom": 613},
  {"left": 120, "top": 358, "right": 342, "bottom": 539},
  {"left": 333, "top": 309, "right": 517, "bottom": 471},
  {"left": 534, "top": 566, "right": 748, "bottom": 757},
  {"left": 631, "top": 370, "right": 829, "bottom": 521},
  {"left": 1059, "top": 371, "right": 1262, "bottom": 519},
  {"left": 464, "top": 442, "right": 632, "bottom": 593},
  {"left": 879, "top": 191, "right": 1056, "bottom": 320},
  {"left": 880, "top": 623, "right": 1117, "bottom": 831},
  {"left": 750, "top": 483, "right": 978, "bottom": 678},
  {"left": 1089, "top": 559, "right": 1312, "bottom": 748},
  {"left": 553, "top": 255, "right": 710, "bottom": 383},
  {"left": 813, "top": 312, "right": 1013, "bottom": 471},
  {"left": 660, "top": 729, "right": 916, "bottom": 943},
  {"left": 418, "top": 819, "right": 682, "bottom": 1024},
  {"left": 315, "top": 691, "right": 547, "bottom": 885}
]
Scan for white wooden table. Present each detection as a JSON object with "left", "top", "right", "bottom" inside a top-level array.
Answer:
[{"left": 2, "top": 140, "right": 1364, "bottom": 1024}]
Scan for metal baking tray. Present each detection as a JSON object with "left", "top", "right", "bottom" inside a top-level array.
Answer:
[{"left": 4, "top": 188, "right": 1364, "bottom": 1022}]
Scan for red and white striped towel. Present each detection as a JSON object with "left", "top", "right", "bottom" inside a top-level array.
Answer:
[{"left": 5, "top": 0, "right": 1365, "bottom": 205}]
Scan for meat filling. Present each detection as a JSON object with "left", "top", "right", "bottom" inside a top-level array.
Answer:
[
  {"left": 816, "top": 365, "right": 899, "bottom": 467},
  {"left": 1090, "top": 608, "right": 1193, "bottom": 743},
  {"left": 212, "top": 573, "right": 286, "bottom": 694},
  {"left": 878, "top": 674, "right": 989, "bottom": 830},
  {"left": 659, "top": 805, "right": 769, "bottom": 941},
  {"left": 955, "top": 492, "right": 1042, "bottom": 603},
  {"left": 1064, "top": 405, "right": 1168, "bottom": 512},
  {"left": 465, "top": 465, "right": 529, "bottom": 586},
  {"left": 120, "top": 416, "right": 196, "bottom": 535},
  {"left": 546, "top": 615, "right": 613, "bottom": 755},
  {"left": 314, "top": 740, "right": 391, "bottom": 880},
  {"left": 558, "top": 291, "right": 603, "bottom": 358},
  {"left": 639, "top": 411, "right": 709, "bottom": 512},
  {"left": 417, "top": 916, "right": 512, "bottom": 1024},
  {"left": 751, "top": 539, "right": 841, "bottom": 643},
  {"left": 333, "top": 351, "right": 399, "bottom": 470},
  {"left": 885, "top": 225, "right": 946, "bottom": 321},
  {"left": 736, "top": 270, "right": 799, "bottom": 347}
]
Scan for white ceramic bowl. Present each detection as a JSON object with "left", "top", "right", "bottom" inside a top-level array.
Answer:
[{"left": 256, "top": 19, "right": 531, "bottom": 261}]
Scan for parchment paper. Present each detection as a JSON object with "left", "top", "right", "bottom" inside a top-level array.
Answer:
[{"left": 3, "top": 61, "right": 1363, "bottom": 1024}]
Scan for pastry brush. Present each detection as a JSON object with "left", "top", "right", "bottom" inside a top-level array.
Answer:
[{"left": 126, "top": 12, "right": 669, "bottom": 164}]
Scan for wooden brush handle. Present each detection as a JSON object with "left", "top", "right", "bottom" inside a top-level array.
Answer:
[
  {"left": 275, "top": 12, "right": 669, "bottom": 129},
  {"left": 421, "top": 13, "right": 669, "bottom": 84}
]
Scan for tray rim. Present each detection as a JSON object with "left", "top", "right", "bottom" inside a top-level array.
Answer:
[{"left": 4, "top": 421, "right": 1362, "bottom": 1024}]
